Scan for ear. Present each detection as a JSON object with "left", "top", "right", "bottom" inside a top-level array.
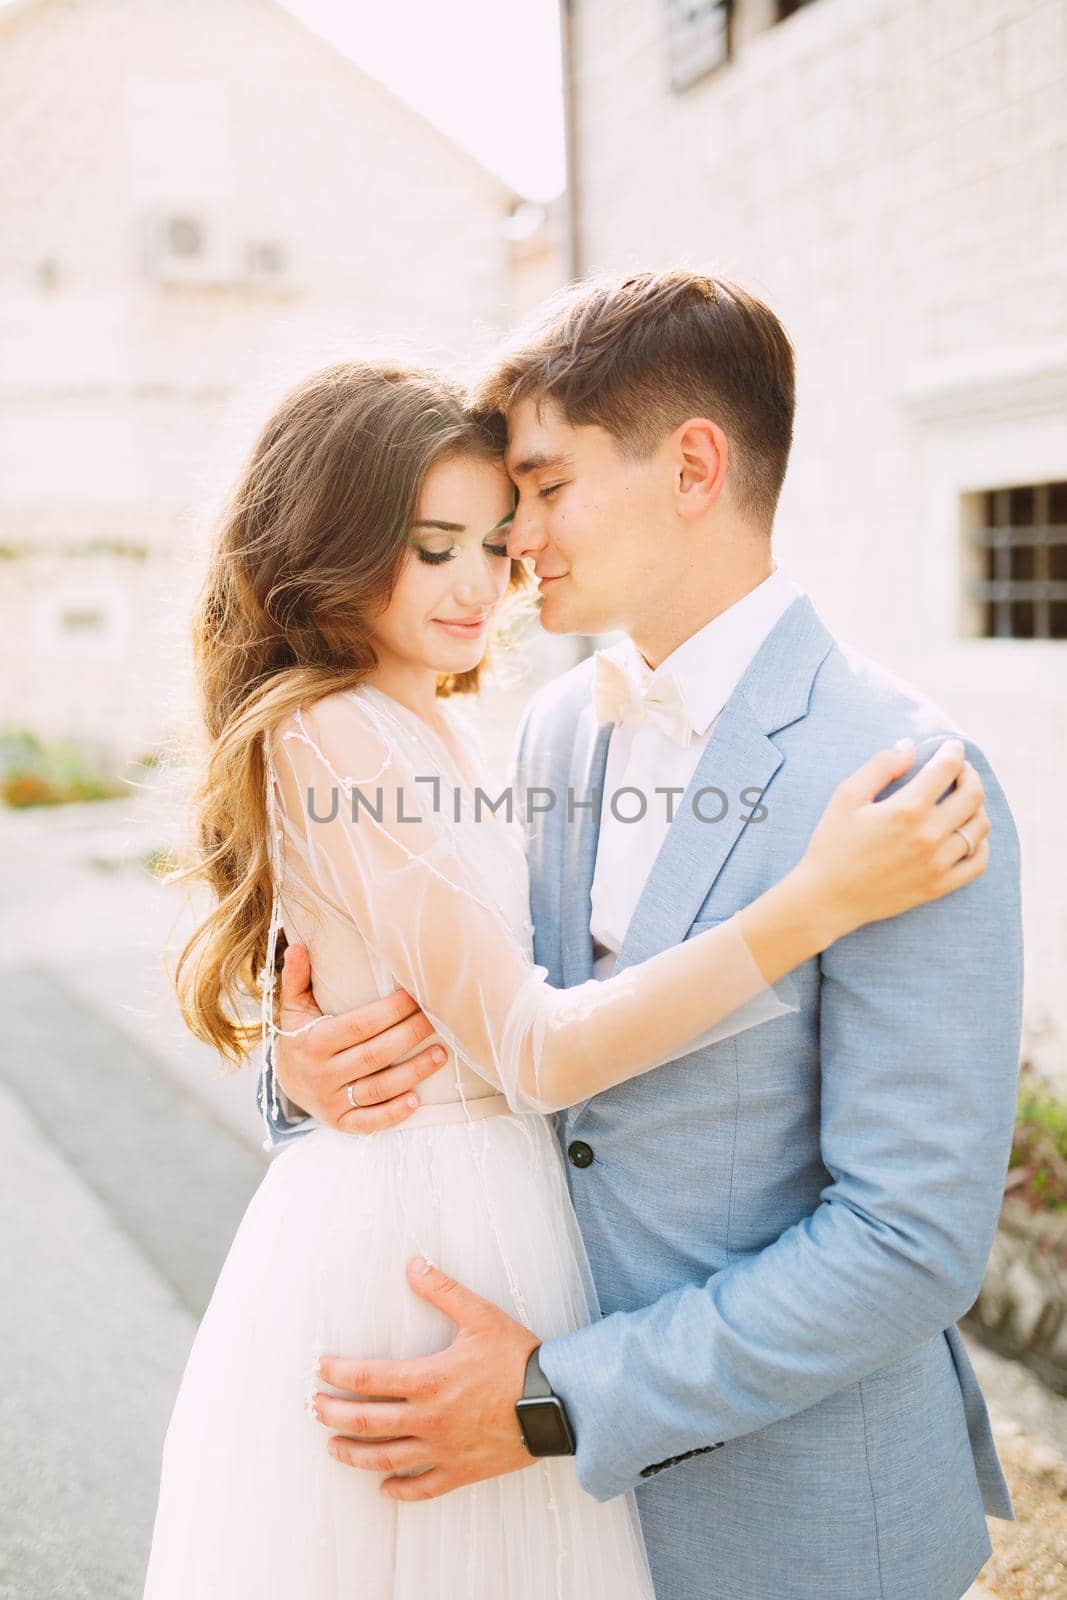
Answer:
[{"left": 672, "top": 417, "right": 729, "bottom": 520}]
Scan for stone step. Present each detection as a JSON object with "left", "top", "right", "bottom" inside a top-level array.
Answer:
[{"left": 1, "top": 964, "right": 266, "bottom": 1316}]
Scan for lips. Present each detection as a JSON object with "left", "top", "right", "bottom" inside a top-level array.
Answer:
[{"left": 433, "top": 616, "right": 490, "bottom": 635}]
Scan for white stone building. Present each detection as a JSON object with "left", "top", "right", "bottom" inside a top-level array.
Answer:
[
  {"left": 563, "top": 0, "right": 1067, "bottom": 1044},
  {"left": 0, "top": 0, "right": 549, "bottom": 768}
]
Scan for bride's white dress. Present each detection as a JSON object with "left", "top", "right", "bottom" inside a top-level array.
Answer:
[{"left": 143, "top": 685, "right": 785, "bottom": 1599}]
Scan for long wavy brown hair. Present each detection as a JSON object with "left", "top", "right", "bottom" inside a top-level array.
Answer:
[{"left": 175, "top": 359, "right": 524, "bottom": 1062}]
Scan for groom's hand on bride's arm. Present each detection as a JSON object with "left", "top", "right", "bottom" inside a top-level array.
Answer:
[
  {"left": 313, "top": 1257, "right": 541, "bottom": 1500},
  {"left": 273, "top": 945, "right": 445, "bottom": 1133}
]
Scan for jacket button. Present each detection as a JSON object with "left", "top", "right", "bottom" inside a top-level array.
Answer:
[{"left": 568, "top": 1140, "right": 594, "bottom": 1169}]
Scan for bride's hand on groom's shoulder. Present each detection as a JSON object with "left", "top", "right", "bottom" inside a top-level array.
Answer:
[
  {"left": 274, "top": 945, "right": 446, "bottom": 1133},
  {"left": 798, "top": 736, "right": 991, "bottom": 940}
]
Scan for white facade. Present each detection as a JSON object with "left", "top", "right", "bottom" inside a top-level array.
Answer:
[
  {"left": 566, "top": 0, "right": 1067, "bottom": 1043},
  {"left": 0, "top": 0, "right": 536, "bottom": 765}
]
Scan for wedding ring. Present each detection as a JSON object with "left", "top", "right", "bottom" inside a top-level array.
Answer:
[
  {"left": 346, "top": 1082, "right": 360, "bottom": 1109},
  {"left": 954, "top": 824, "right": 976, "bottom": 860}
]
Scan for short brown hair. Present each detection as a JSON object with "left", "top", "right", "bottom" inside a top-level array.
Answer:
[{"left": 474, "top": 270, "right": 796, "bottom": 529}]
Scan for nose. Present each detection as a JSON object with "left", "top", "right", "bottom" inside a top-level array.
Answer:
[
  {"left": 507, "top": 499, "right": 546, "bottom": 562},
  {"left": 453, "top": 547, "right": 505, "bottom": 609}
]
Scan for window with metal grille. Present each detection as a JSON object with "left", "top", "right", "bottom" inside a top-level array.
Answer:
[
  {"left": 664, "top": 0, "right": 732, "bottom": 91},
  {"left": 969, "top": 483, "right": 1067, "bottom": 640}
]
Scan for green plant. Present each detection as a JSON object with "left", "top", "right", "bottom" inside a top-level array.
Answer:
[
  {"left": 0, "top": 726, "right": 125, "bottom": 808},
  {"left": 1007, "top": 1069, "right": 1067, "bottom": 1213},
  {"left": 66, "top": 538, "right": 149, "bottom": 561},
  {"left": 0, "top": 727, "right": 44, "bottom": 764},
  {"left": 142, "top": 846, "right": 180, "bottom": 878}
]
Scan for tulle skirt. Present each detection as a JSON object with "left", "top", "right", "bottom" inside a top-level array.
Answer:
[{"left": 142, "top": 1097, "right": 654, "bottom": 1599}]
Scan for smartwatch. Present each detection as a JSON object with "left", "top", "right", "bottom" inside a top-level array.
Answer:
[{"left": 515, "top": 1345, "right": 576, "bottom": 1457}]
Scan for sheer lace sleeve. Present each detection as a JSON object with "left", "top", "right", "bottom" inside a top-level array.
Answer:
[{"left": 266, "top": 690, "right": 792, "bottom": 1116}]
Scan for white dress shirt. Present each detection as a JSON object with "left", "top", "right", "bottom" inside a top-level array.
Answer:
[{"left": 590, "top": 567, "right": 801, "bottom": 980}]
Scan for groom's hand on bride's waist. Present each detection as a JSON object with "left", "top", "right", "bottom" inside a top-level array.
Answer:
[
  {"left": 274, "top": 944, "right": 444, "bottom": 1134},
  {"left": 311, "top": 1256, "right": 542, "bottom": 1500}
]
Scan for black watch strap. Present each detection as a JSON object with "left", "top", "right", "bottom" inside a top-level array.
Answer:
[
  {"left": 515, "top": 1346, "right": 576, "bottom": 1457},
  {"left": 523, "top": 1346, "right": 554, "bottom": 1399}
]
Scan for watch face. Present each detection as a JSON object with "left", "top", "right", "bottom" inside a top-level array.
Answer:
[{"left": 516, "top": 1395, "right": 576, "bottom": 1457}]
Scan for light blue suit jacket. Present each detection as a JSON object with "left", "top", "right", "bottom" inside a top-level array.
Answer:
[{"left": 520, "top": 594, "right": 1021, "bottom": 1600}]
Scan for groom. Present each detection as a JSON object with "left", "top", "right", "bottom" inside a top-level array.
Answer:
[{"left": 268, "top": 271, "right": 1022, "bottom": 1599}]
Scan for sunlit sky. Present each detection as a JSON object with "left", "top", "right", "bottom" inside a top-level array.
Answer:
[
  {"left": 280, "top": 0, "right": 566, "bottom": 201},
  {"left": 0, "top": 0, "right": 566, "bottom": 198}
]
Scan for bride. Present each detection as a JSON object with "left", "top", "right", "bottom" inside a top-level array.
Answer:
[{"left": 143, "top": 359, "right": 989, "bottom": 1598}]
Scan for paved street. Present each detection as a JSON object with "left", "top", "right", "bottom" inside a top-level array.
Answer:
[
  {"left": 0, "top": 783, "right": 269, "bottom": 1598},
  {"left": 0, "top": 1082, "right": 197, "bottom": 1600}
]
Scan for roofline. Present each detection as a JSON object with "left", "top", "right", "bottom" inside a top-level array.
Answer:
[
  {"left": 266, "top": 0, "right": 517, "bottom": 201},
  {"left": 0, "top": 0, "right": 519, "bottom": 203}
]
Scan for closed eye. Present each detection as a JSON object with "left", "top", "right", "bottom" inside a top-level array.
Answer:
[
  {"left": 538, "top": 483, "right": 566, "bottom": 500},
  {"left": 415, "top": 541, "right": 512, "bottom": 567}
]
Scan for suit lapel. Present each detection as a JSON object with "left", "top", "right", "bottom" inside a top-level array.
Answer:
[
  {"left": 614, "top": 594, "right": 836, "bottom": 973},
  {"left": 615, "top": 702, "right": 782, "bottom": 971},
  {"left": 559, "top": 710, "right": 612, "bottom": 988}
]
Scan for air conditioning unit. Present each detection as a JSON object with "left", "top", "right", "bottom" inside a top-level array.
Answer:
[
  {"left": 144, "top": 210, "right": 237, "bottom": 286},
  {"left": 245, "top": 238, "right": 290, "bottom": 287}
]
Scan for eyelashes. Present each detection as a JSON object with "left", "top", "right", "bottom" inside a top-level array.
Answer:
[
  {"left": 539, "top": 483, "right": 565, "bottom": 499},
  {"left": 415, "top": 543, "right": 511, "bottom": 567}
]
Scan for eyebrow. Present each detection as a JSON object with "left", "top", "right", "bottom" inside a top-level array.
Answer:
[
  {"left": 505, "top": 450, "right": 573, "bottom": 478},
  {"left": 410, "top": 511, "right": 516, "bottom": 535}
]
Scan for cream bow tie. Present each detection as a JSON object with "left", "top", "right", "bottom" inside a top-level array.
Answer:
[{"left": 592, "top": 651, "right": 693, "bottom": 747}]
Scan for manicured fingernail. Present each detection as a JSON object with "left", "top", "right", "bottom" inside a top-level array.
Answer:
[
  {"left": 432, "top": 1047, "right": 446, "bottom": 1064},
  {"left": 328, "top": 1441, "right": 340, "bottom": 1459},
  {"left": 406, "top": 1094, "right": 420, "bottom": 1108},
  {"left": 411, "top": 1255, "right": 432, "bottom": 1274}
]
